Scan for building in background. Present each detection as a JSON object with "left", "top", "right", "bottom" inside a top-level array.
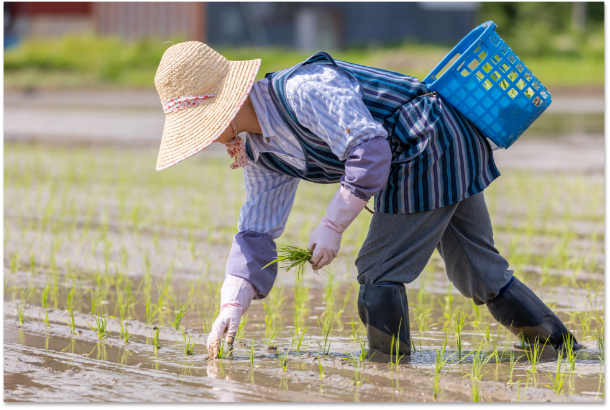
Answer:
[
  {"left": 207, "top": 2, "right": 480, "bottom": 49},
  {"left": 5, "top": 2, "right": 479, "bottom": 49},
  {"left": 5, "top": 2, "right": 206, "bottom": 46}
]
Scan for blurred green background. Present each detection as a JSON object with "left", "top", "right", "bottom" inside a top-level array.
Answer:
[{"left": 4, "top": 2, "right": 604, "bottom": 90}]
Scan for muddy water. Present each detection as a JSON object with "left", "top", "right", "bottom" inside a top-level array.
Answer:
[{"left": 4, "top": 273, "right": 604, "bottom": 402}]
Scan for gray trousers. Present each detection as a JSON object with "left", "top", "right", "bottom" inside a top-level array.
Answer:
[{"left": 355, "top": 192, "right": 513, "bottom": 305}]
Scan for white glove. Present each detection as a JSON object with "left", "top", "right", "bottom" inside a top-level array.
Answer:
[
  {"left": 307, "top": 185, "right": 368, "bottom": 270},
  {"left": 207, "top": 275, "right": 256, "bottom": 359}
]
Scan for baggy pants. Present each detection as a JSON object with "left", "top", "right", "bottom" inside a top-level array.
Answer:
[{"left": 355, "top": 192, "right": 513, "bottom": 305}]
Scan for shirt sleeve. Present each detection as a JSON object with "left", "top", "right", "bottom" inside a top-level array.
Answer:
[
  {"left": 341, "top": 136, "right": 392, "bottom": 201},
  {"left": 285, "top": 64, "right": 389, "bottom": 161},
  {"left": 227, "top": 158, "right": 300, "bottom": 299}
]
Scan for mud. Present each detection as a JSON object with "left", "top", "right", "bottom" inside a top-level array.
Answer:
[{"left": 5, "top": 308, "right": 602, "bottom": 402}]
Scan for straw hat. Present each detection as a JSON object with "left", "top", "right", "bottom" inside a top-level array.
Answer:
[{"left": 154, "top": 41, "right": 261, "bottom": 170}]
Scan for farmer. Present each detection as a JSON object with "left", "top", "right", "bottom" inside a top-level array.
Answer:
[{"left": 154, "top": 42, "right": 580, "bottom": 358}]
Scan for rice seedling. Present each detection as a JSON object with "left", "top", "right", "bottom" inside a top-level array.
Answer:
[
  {"left": 490, "top": 325, "right": 501, "bottom": 363},
  {"left": 471, "top": 346, "right": 493, "bottom": 402},
  {"left": 348, "top": 317, "right": 360, "bottom": 341},
  {"left": 248, "top": 338, "right": 255, "bottom": 367},
  {"left": 118, "top": 318, "right": 131, "bottom": 343},
  {"left": 563, "top": 333, "right": 580, "bottom": 373},
  {"left": 264, "top": 246, "right": 314, "bottom": 278},
  {"left": 87, "top": 315, "right": 110, "bottom": 340},
  {"left": 334, "top": 283, "right": 355, "bottom": 327},
  {"left": 236, "top": 314, "right": 248, "bottom": 340},
  {"left": 347, "top": 347, "right": 370, "bottom": 386},
  {"left": 291, "top": 320, "right": 312, "bottom": 352},
  {"left": 171, "top": 294, "right": 191, "bottom": 330},
  {"left": 545, "top": 349, "right": 568, "bottom": 394},
  {"left": 199, "top": 306, "right": 214, "bottom": 334},
  {"left": 433, "top": 333, "right": 453, "bottom": 399},
  {"left": 516, "top": 330, "right": 527, "bottom": 350},
  {"left": 10, "top": 251, "right": 20, "bottom": 274},
  {"left": 152, "top": 326, "right": 161, "bottom": 350},
  {"left": 524, "top": 337, "right": 549, "bottom": 372},
  {"left": 17, "top": 289, "right": 30, "bottom": 326},
  {"left": 414, "top": 307, "right": 432, "bottom": 350},
  {"left": 317, "top": 319, "right": 332, "bottom": 355},
  {"left": 317, "top": 351, "right": 326, "bottom": 379},
  {"left": 389, "top": 318, "right": 405, "bottom": 367},
  {"left": 265, "top": 324, "right": 281, "bottom": 346},
  {"left": 481, "top": 322, "right": 491, "bottom": 342},
  {"left": 594, "top": 329, "right": 604, "bottom": 360},
  {"left": 145, "top": 296, "right": 154, "bottom": 325},
  {"left": 279, "top": 349, "right": 289, "bottom": 371},
  {"left": 578, "top": 311, "right": 594, "bottom": 340},
  {"left": 507, "top": 350, "right": 520, "bottom": 385},
  {"left": 87, "top": 289, "right": 98, "bottom": 316},
  {"left": 40, "top": 282, "right": 51, "bottom": 327},
  {"left": 180, "top": 326, "right": 196, "bottom": 355},
  {"left": 437, "top": 284, "right": 454, "bottom": 325},
  {"left": 596, "top": 358, "right": 604, "bottom": 401},
  {"left": 454, "top": 311, "right": 466, "bottom": 359},
  {"left": 292, "top": 276, "right": 310, "bottom": 327}
]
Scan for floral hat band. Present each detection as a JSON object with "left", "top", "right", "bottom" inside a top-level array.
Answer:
[{"left": 162, "top": 93, "right": 217, "bottom": 114}]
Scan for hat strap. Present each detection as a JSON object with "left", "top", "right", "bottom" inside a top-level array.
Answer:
[{"left": 162, "top": 93, "right": 216, "bottom": 114}]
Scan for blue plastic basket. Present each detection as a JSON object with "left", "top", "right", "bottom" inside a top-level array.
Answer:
[{"left": 422, "top": 21, "right": 551, "bottom": 149}]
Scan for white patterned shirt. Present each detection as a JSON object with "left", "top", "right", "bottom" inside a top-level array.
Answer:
[{"left": 238, "top": 64, "right": 388, "bottom": 238}]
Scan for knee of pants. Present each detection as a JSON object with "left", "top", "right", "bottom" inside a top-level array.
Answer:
[{"left": 446, "top": 263, "right": 514, "bottom": 306}]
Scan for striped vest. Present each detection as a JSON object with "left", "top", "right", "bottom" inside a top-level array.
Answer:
[{"left": 245, "top": 52, "right": 500, "bottom": 214}]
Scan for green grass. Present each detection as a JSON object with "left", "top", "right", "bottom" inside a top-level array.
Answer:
[{"left": 4, "top": 35, "right": 603, "bottom": 90}]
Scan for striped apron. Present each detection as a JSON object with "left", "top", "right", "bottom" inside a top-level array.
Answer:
[{"left": 245, "top": 52, "right": 500, "bottom": 214}]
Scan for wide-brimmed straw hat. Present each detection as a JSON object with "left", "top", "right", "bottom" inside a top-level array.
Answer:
[{"left": 154, "top": 41, "right": 260, "bottom": 170}]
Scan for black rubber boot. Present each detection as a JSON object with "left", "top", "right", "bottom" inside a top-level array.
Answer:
[
  {"left": 486, "top": 276, "right": 582, "bottom": 353},
  {"left": 358, "top": 282, "right": 411, "bottom": 356}
]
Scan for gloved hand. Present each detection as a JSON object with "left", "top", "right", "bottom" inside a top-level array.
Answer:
[
  {"left": 207, "top": 275, "right": 256, "bottom": 360},
  {"left": 308, "top": 185, "right": 368, "bottom": 270}
]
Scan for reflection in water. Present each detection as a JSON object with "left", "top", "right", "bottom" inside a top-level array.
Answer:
[
  {"left": 120, "top": 348, "right": 131, "bottom": 366},
  {"left": 95, "top": 343, "right": 107, "bottom": 362},
  {"left": 279, "top": 377, "right": 288, "bottom": 390},
  {"left": 207, "top": 360, "right": 232, "bottom": 380},
  {"left": 17, "top": 329, "right": 25, "bottom": 345},
  {"left": 153, "top": 352, "right": 160, "bottom": 371},
  {"left": 62, "top": 338, "right": 77, "bottom": 354},
  {"left": 180, "top": 363, "right": 193, "bottom": 378}
]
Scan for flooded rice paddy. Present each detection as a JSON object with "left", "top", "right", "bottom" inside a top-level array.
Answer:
[{"left": 4, "top": 140, "right": 604, "bottom": 402}]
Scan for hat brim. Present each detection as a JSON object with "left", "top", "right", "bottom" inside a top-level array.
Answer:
[{"left": 156, "top": 58, "right": 261, "bottom": 171}]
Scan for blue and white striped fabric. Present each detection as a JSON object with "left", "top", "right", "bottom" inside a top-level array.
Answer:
[
  {"left": 261, "top": 51, "right": 500, "bottom": 214},
  {"left": 239, "top": 64, "right": 387, "bottom": 238}
]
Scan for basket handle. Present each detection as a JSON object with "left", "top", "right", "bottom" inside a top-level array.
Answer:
[{"left": 423, "top": 21, "right": 497, "bottom": 86}]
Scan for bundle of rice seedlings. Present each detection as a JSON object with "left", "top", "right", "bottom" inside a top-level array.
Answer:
[{"left": 264, "top": 246, "right": 315, "bottom": 278}]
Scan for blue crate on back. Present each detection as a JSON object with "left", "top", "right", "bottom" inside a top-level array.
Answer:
[{"left": 422, "top": 21, "right": 552, "bottom": 149}]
